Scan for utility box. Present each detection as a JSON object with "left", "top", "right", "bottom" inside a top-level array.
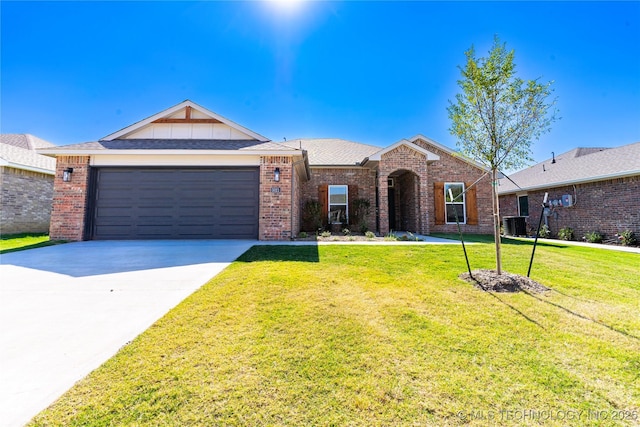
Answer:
[{"left": 561, "top": 194, "right": 573, "bottom": 207}]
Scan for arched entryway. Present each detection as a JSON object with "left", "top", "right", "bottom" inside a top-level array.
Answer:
[{"left": 387, "top": 169, "right": 421, "bottom": 232}]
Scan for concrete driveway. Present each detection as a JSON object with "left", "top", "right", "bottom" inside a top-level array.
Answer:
[{"left": 0, "top": 240, "right": 255, "bottom": 427}]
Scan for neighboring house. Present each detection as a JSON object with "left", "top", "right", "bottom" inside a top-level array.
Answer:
[
  {"left": 40, "top": 100, "right": 493, "bottom": 241},
  {"left": 0, "top": 134, "right": 57, "bottom": 235},
  {"left": 498, "top": 142, "right": 640, "bottom": 239}
]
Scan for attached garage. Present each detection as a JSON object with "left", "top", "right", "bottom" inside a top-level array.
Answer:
[{"left": 87, "top": 167, "right": 259, "bottom": 240}]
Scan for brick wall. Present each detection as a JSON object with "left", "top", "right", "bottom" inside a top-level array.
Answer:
[
  {"left": 0, "top": 167, "right": 54, "bottom": 235},
  {"left": 49, "top": 156, "right": 90, "bottom": 241},
  {"left": 416, "top": 140, "right": 493, "bottom": 234},
  {"left": 378, "top": 145, "right": 430, "bottom": 235},
  {"left": 259, "top": 156, "right": 294, "bottom": 240},
  {"left": 299, "top": 167, "right": 377, "bottom": 232},
  {"left": 499, "top": 175, "right": 640, "bottom": 240}
]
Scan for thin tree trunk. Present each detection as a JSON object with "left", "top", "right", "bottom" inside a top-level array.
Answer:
[{"left": 491, "top": 168, "right": 502, "bottom": 275}]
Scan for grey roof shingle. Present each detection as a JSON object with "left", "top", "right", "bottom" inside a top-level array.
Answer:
[
  {"left": 38, "top": 139, "right": 298, "bottom": 152},
  {"left": 280, "top": 138, "right": 381, "bottom": 165},
  {"left": 0, "top": 134, "right": 56, "bottom": 172},
  {"left": 498, "top": 142, "right": 640, "bottom": 194}
]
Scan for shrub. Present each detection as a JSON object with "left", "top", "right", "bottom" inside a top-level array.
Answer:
[
  {"left": 558, "top": 227, "right": 574, "bottom": 241},
  {"left": 319, "top": 230, "right": 331, "bottom": 238},
  {"left": 365, "top": 231, "right": 376, "bottom": 239},
  {"left": 302, "top": 200, "right": 323, "bottom": 231},
  {"left": 583, "top": 231, "right": 603, "bottom": 243},
  {"left": 298, "top": 231, "right": 308, "bottom": 239},
  {"left": 351, "top": 198, "right": 371, "bottom": 233},
  {"left": 616, "top": 230, "right": 637, "bottom": 246},
  {"left": 342, "top": 228, "right": 351, "bottom": 236},
  {"left": 538, "top": 224, "right": 551, "bottom": 238}
]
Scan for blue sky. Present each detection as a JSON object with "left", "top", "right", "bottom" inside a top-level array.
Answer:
[{"left": 2, "top": 1, "right": 639, "bottom": 166}]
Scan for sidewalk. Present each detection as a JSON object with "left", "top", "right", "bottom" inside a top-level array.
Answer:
[{"left": 505, "top": 236, "right": 640, "bottom": 254}]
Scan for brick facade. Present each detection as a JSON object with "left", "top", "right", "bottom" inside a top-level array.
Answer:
[
  {"left": 49, "top": 156, "right": 90, "bottom": 241},
  {"left": 299, "top": 167, "right": 377, "bottom": 233},
  {"left": 499, "top": 175, "right": 640, "bottom": 240},
  {"left": 378, "top": 145, "right": 429, "bottom": 235},
  {"left": 418, "top": 140, "right": 493, "bottom": 234},
  {"left": 0, "top": 167, "right": 54, "bottom": 235},
  {"left": 259, "top": 156, "right": 294, "bottom": 240}
]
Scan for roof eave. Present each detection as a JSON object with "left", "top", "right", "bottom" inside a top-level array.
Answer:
[
  {"left": 497, "top": 170, "right": 640, "bottom": 195},
  {"left": 0, "top": 160, "right": 55, "bottom": 175},
  {"left": 36, "top": 149, "right": 305, "bottom": 157}
]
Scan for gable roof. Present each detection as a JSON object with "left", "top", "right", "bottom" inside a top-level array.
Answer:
[
  {"left": 280, "top": 138, "right": 381, "bottom": 166},
  {"left": 367, "top": 139, "right": 441, "bottom": 162},
  {"left": 498, "top": 141, "right": 640, "bottom": 194},
  {"left": 0, "top": 134, "right": 56, "bottom": 174},
  {"left": 102, "top": 100, "right": 270, "bottom": 142}
]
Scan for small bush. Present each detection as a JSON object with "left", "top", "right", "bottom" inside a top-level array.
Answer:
[
  {"left": 616, "top": 230, "right": 637, "bottom": 246},
  {"left": 320, "top": 231, "right": 331, "bottom": 238},
  {"left": 298, "top": 231, "right": 308, "bottom": 239},
  {"left": 583, "top": 231, "right": 603, "bottom": 243},
  {"left": 384, "top": 233, "right": 398, "bottom": 241},
  {"left": 538, "top": 224, "right": 551, "bottom": 238},
  {"left": 365, "top": 231, "right": 376, "bottom": 239},
  {"left": 342, "top": 228, "right": 351, "bottom": 236},
  {"left": 558, "top": 227, "right": 574, "bottom": 241}
]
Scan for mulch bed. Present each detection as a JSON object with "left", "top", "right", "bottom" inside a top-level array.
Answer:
[{"left": 459, "top": 269, "right": 550, "bottom": 293}]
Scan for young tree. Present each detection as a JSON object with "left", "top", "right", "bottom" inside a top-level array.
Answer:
[{"left": 447, "top": 36, "right": 557, "bottom": 274}]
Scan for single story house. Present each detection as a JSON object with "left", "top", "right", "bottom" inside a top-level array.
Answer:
[
  {"left": 1, "top": 134, "right": 57, "bottom": 235},
  {"left": 40, "top": 100, "right": 493, "bottom": 241},
  {"left": 498, "top": 142, "right": 640, "bottom": 239}
]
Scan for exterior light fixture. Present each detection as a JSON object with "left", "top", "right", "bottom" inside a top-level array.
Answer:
[
  {"left": 62, "top": 168, "right": 74, "bottom": 182},
  {"left": 274, "top": 167, "right": 280, "bottom": 182}
]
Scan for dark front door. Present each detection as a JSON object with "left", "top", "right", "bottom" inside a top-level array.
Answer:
[{"left": 90, "top": 167, "right": 259, "bottom": 240}]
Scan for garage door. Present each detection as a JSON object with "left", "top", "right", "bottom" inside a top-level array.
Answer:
[{"left": 89, "top": 168, "right": 259, "bottom": 240}]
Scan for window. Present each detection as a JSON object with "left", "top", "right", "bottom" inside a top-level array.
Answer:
[
  {"left": 445, "top": 182, "right": 465, "bottom": 224},
  {"left": 518, "top": 195, "right": 529, "bottom": 216},
  {"left": 328, "top": 185, "right": 348, "bottom": 224}
]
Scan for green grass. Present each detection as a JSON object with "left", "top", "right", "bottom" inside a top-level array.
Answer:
[
  {"left": 30, "top": 242, "right": 640, "bottom": 426},
  {"left": 0, "top": 233, "right": 62, "bottom": 254}
]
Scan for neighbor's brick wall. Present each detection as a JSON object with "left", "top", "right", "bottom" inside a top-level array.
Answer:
[
  {"left": 378, "top": 145, "right": 429, "bottom": 235},
  {"left": 499, "top": 175, "right": 640, "bottom": 239},
  {"left": 49, "top": 156, "right": 91, "bottom": 241},
  {"left": 299, "top": 167, "right": 377, "bottom": 232},
  {"left": 417, "top": 140, "right": 493, "bottom": 234},
  {"left": 0, "top": 167, "right": 54, "bottom": 235},
  {"left": 259, "top": 156, "right": 293, "bottom": 240}
]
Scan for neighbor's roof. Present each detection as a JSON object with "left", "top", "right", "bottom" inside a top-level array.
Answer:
[
  {"left": 38, "top": 139, "right": 297, "bottom": 154},
  {"left": 498, "top": 141, "right": 640, "bottom": 194},
  {"left": 0, "top": 134, "right": 56, "bottom": 174},
  {"left": 280, "top": 138, "right": 381, "bottom": 166}
]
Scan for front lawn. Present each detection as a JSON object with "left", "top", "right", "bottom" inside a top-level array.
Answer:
[
  {"left": 30, "top": 242, "right": 639, "bottom": 426},
  {"left": 0, "top": 233, "right": 60, "bottom": 254}
]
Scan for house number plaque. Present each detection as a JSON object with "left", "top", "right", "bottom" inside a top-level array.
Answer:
[{"left": 271, "top": 187, "right": 281, "bottom": 193}]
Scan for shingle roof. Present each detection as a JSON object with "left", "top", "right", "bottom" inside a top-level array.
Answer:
[
  {"left": 38, "top": 139, "right": 298, "bottom": 152},
  {"left": 498, "top": 142, "right": 640, "bottom": 194},
  {"left": 0, "top": 134, "right": 56, "bottom": 173},
  {"left": 280, "top": 138, "right": 381, "bottom": 165}
]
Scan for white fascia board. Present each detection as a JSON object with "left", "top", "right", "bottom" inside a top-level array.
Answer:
[
  {"left": 497, "top": 170, "right": 640, "bottom": 195},
  {"left": 101, "top": 100, "right": 270, "bottom": 142},
  {"left": 36, "top": 149, "right": 304, "bottom": 157},
  {"left": 1, "top": 161, "right": 55, "bottom": 175},
  {"left": 368, "top": 139, "right": 440, "bottom": 162}
]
